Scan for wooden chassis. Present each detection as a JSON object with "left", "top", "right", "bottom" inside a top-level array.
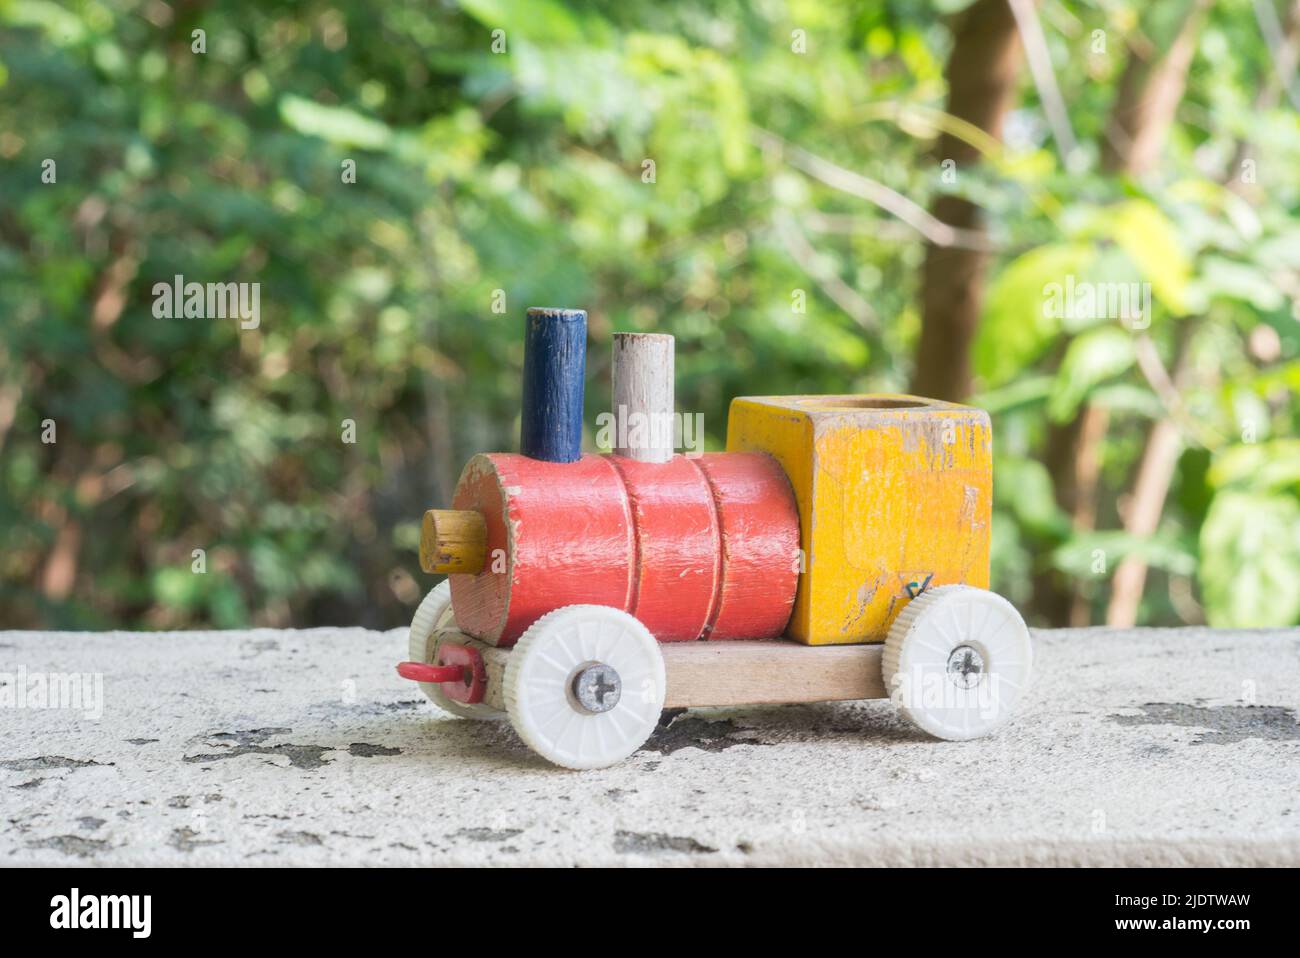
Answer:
[{"left": 448, "top": 631, "right": 888, "bottom": 712}]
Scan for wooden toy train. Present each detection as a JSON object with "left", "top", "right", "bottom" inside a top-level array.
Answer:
[{"left": 397, "top": 307, "right": 1033, "bottom": 768}]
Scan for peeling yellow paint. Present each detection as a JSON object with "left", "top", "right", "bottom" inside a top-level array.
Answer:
[{"left": 727, "top": 395, "right": 992, "bottom": 645}]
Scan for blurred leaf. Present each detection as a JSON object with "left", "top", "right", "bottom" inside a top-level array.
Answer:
[
  {"left": 975, "top": 243, "right": 1095, "bottom": 387},
  {"left": 152, "top": 567, "right": 203, "bottom": 611},
  {"left": 1052, "top": 531, "right": 1196, "bottom": 579},
  {"left": 458, "top": 0, "right": 590, "bottom": 44},
  {"left": 1088, "top": 382, "right": 1164, "bottom": 418},
  {"left": 1110, "top": 200, "right": 1191, "bottom": 315},
  {"left": 279, "top": 95, "right": 394, "bottom": 150},
  {"left": 1208, "top": 440, "right": 1300, "bottom": 493},
  {"left": 1185, "top": 256, "right": 1285, "bottom": 312},
  {"left": 207, "top": 580, "right": 249, "bottom": 629},
  {"left": 971, "top": 374, "right": 1052, "bottom": 415},
  {"left": 1048, "top": 326, "right": 1135, "bottom": 422},
  {"left": 1199, "top": 491, "right": 1300, "bottom": 627},
  {"left": 5, "top": 1, "right": 87, "bottom": 45},
  {"left": 994, "top": 457, "right": 1070, "bottom": 539}
]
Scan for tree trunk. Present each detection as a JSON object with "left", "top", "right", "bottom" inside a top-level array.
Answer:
[
  {"left": 1228, "top": 0, "right": 1300, "bottom": 193},
  {"left": 1104, "top": 0, "right": 1300, "bottom": 627},
  {"left": 1105, "top": 335, "right": 1195, "bottom": 625},
  {"left": 1039, "top": 0, "right": 1212, "bottom": 625},
  {"left": 1039, "top": 403, "right": 1111, "bottom": 625},
  {"left": 912, "top": 0, "right": 1026, "bottom": 402},
  {"left": 1100, "top": 0, "right": 1215, "bottom": 176}
]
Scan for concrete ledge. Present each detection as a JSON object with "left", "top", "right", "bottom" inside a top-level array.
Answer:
[{"left": 2, "top": 626, "right": 1298, "bottom": 866}]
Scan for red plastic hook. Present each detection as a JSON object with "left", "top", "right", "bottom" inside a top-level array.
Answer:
[{"left": 396, "top": 661, "right": 466, "bottom": 684}]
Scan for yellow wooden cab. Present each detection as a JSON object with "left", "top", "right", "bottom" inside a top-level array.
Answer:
[{"left": 727, "top": 394, "right": 992, "bottom": 645}]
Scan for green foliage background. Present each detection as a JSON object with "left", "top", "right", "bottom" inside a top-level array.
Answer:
[{"left": 1, "top": 0, "right": 1297, "bottom": 630}]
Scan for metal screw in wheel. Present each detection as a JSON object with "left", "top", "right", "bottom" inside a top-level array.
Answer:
[
  {"left": 570, "top": 663, "right": 622, "bottom": 713},
  {"left": 504, "top": 605, "right": 666, "bottom": 769},
  {"left": 945, "top": 644, "right": 985, "bottom": 690}
]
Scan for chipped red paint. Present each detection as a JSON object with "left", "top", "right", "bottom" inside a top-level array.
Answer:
[
  {"left": 447, "top": 451, "right": 799, "bottom": 647},
  {"left": 450, "top": 453, "right": 633, "bottom": 646},
  {"left": 693, "top": 452, "right": 801, "bottom": 641},
  {"left": 608, "top": 454, "right": 718, "bottom": 641}
]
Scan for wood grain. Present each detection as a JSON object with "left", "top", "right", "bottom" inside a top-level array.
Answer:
[
  {"left": 480, "top": 638, "right": 886, "bottom": 710},
  {"left": 520, "top": 307, "right": 587, "bottom": 463},
  {"left": 447, "top": 451, "right": 799, "bottom": 646},
  {"left": 660, "top": 639, "right": 886, "bottom": 707},
  {"left": 691, "top": 452, "right": 800, "bottom": 640},
  {"left": 419, "top": 509, "right": 486, "bottom": 574},
  {"left": 604, "top": 453, "right": 720, "bottom": 641},
  {"left": 612, "top": 332, "right": 674, "bottom": 463},
  {"left": 479, "top": 641, "right": 509, "bottom": 711},
  {"left": 449, "top": 453, "right": 633, "bottom": 646},
  {"left": 727, "top": 395, "right": 992, "bottom": 645}
]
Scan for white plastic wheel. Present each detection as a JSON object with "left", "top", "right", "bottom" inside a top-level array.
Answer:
[
  {"left": 504, "top": 605, "right": 666, "bottom": 770},
  {"left": 883, "top": 585, "right": 1032, "bottom": 741},
  {"left": 407, "top": 581, "right": 506, "bottom": 721}
]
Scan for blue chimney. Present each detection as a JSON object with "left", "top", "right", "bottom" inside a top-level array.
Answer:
[{"left": 520, "top": 307, "right": 587, "bottom": 463}]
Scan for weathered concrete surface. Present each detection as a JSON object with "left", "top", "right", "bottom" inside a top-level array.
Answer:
[{"left": 2, "top": 626, "right": 1297, "bottom": 866}]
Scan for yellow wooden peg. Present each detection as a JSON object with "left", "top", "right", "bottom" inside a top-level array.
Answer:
[{"left": 420, "top": 509, "right": 487, "bottom": 575}]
